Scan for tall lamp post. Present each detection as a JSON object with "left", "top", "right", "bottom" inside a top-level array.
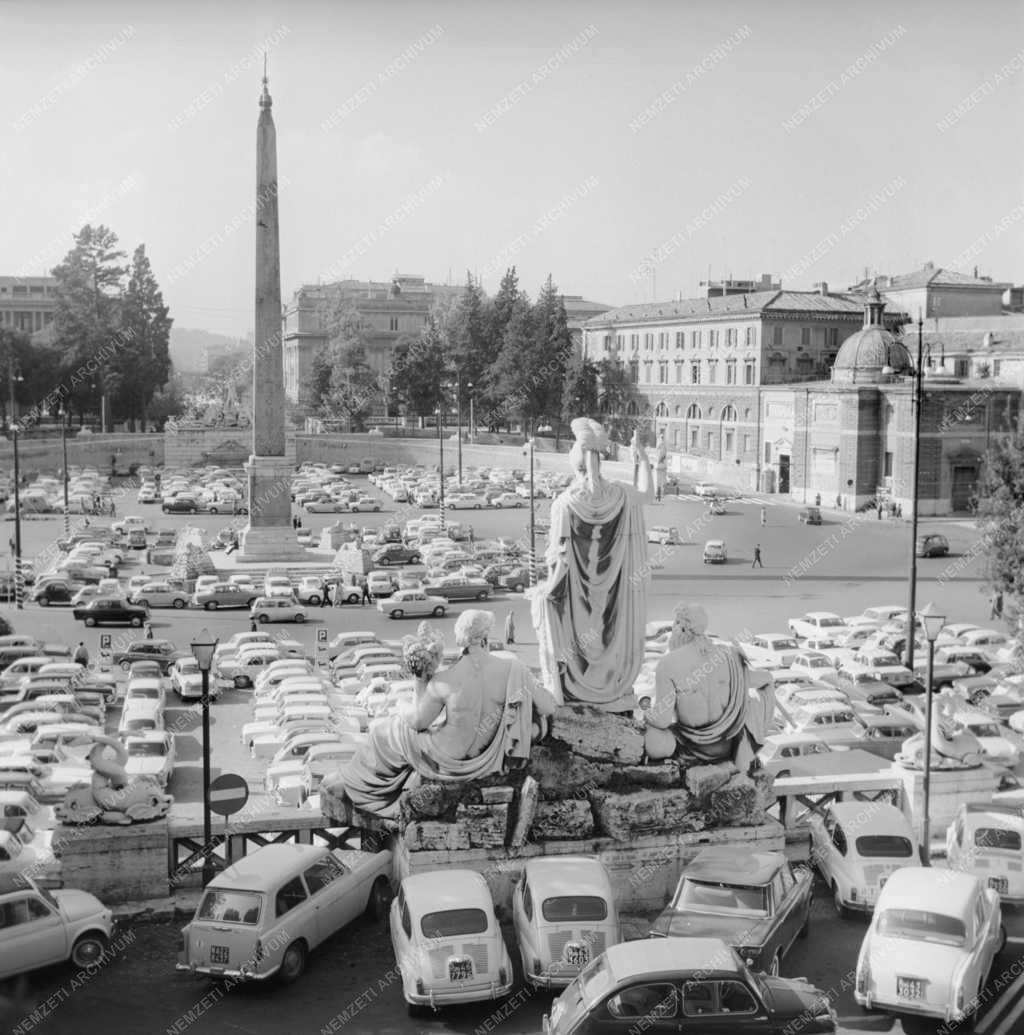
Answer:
[
  {"left": 527, "top": 434, "right": 536, "bottom": 586},
  {"left": 919, "top": 604, "right": 946, "bottom": 866},
  {"left": 455, "top": 375, "right": 463, "bottom": 486},
  {"left": 8, "top": 422, "right": 20, "bottom": 611},
  {"left": 904, "top": 314, "right": 926, "bottom": 672},
  {"left": 467, "top": 381, "right": 475, "bottom": 444},
  {"left": 436, "top": 406, "right": 446, "bottom": 532},
  {"left": 59, "top": 408, "right": 70, "bottom": 537},
  {"left": 190, "top": 627, "right": 219, "bottom": 886}
]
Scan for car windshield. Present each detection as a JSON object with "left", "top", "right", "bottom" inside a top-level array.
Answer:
[
  {"left": 122, "top": 719, "right": 155, "bottom": 732},
  {"left": 969, "top": 723, "right": 1003, "bottom": 738},
  {"left": 802, "top": 657, "right": 830, "bottom": 668},
  {"left": 177, "top": 661, "right": 199, "bottom": 674},
  {"left": 975, "top": 827, "right": 1023, "bottom": 851},
  {"left": 420, "top": 907, "right": 488, "bottom": 939},
  {"left": 770, "top": 640, "right": 798, "bottom": 651},
  {"left": 129, "top": 687, "right": 160, "bottom": 699},
  {"left": 197, "top": 890, "right": 262, "bottom": 925},
  {"left": 877, "top": 908, "right": 966, "bottom": 946},
  {"left": 855, "top": 835, "right": 914, "bottom": 858},
  {"left": 819, "top": 618, "right": 844, "bottom": 627},
  {"left": 677, "top": 879, "right": 768, "bottom": 916},
  {"left": 127, "top": 742, "right": 166, "bottom": 757},
  {"left": 541, "top": 896, "right": 608, "bottom": 923}
]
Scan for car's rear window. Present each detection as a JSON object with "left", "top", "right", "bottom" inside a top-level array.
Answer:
[
  {"left": 197, "top": 890, "right": 262, "bottom": 925},
  {"left": 677, "top": 879, "right": 768, "bottom": 916},
  {"left": 855, "top": 835, "right": 914, "bottom": 858},
  {"left": 420, "top": 907, "right": 489, "bottom": 938},
  {"left": 877, "top": 908, "right": 965, "bottom": 946},
  {"left": 541, "top": 896, "right": 608, "bottom": 923},
  {"left": 975, "top": 827, "right": 1023, "bottom": 851}
]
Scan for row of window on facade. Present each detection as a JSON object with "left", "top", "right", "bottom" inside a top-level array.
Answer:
[
  {"left": 604, "top": 325, "right": 842, "bottom": 352},
  {"left": 627, "top": 358, "right": 759, "bottom": 385},
  {"left": 0, "top": 310, "right": 53, "bottom": 332}
]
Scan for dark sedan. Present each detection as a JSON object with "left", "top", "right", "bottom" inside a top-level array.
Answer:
[
  {"left": 422, "top": 576, "right": 492, "bottom": 602},
  {"left": 543, "top": 938, "right": 835, "bottom": 1034},
  {"left": 31, "top": 580, "right": 84, "bottom": 606},
  {"left": 162, "top": 494, "right": 200, "bottom": 514},
  {"left": 372, "top": 544, "right": 422, "bottom": 566},
  {"left": 112, "top": 639, "right": 189, "bottom": 673},
  {"left": 73, "top": 597, "right": 149, "bottom": 628},
  {"left": 649, "top": 846, "right": 813, "bottom": 977}
]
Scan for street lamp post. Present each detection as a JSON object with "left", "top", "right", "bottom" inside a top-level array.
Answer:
[
  {"left": 190, "top": 627, "right": 219, "bottom": 886},
  {"left": 904, "top": 314, "right": 926, "bottom": 672},
  {"left": 527, "top": 434, "right": 536, "bottom": 586},
  {"left": 436, "top": 406, "right": 446, "bottom": 532},
  {"left": 59, "top": 409, "right": 70, "bottom": 537},
  {"left": 919, "top": 605, "right": 946, "bottom": 866},
  {"left": 467, "top": 382, "right": 475, "bottom": 444},
  {"left": 456, "top": 376, "right": 463, "bottom": 486},
  {"left": 8, "top": 423, "right": 20, "bottom": 611}
]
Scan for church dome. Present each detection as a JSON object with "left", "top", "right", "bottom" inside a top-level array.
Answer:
[{"left": 831, "top": 287, "right": 913, "bottom": 384}]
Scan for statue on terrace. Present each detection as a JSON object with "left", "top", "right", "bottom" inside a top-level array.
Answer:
[
  {"left": 641, "top": 603, "right": 775, "bottom": 772},
  {"left": 321, "top": 611, "right": 556, "bottom": 821},
  {"left": 530, "top": 418, "right": 653, "bottom": 712}
]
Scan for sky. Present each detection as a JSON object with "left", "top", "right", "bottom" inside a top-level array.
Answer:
[{"left": 2, "top": 0, "right": 1022, "bottom": 337}]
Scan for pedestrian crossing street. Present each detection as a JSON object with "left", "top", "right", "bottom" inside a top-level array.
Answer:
[{"left": 669, "top": 493, "right": 779, "bottom": 506}]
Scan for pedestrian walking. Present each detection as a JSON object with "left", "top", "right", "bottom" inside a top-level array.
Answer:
[
  {"left": 760, "top": 507, "right": 766, "bottom": 527},
  {"left": 836, "top": 494, "right": 842, "bottom": 510},
  {"left": 250, "top": 618, "right": 258, "bottom": 632},
  {"left": 292, "top": 515, "right": 299, "bottom": 530},
  {"left": 815, "top": 493, "right": 821, "bottom": 507},
  {"left": 752, "top": 544, "right": 763, "bottom": 568},
  {"left": 991, "top": 592, "right": 1004, "bottom": 620},
  {"left": 110, "top": 498, "right": 116, "bottom": 517},
  {"left": 504, "top": 610, "right": 516, "bottom": 646},
  {"left": 73, "top": 641, "right": 89, "bottom": 666},
  {"left": 361, "top": 580, "right": 372, "bottom": 606},
  {"left": 876, "top": 503, "right": 882, "bottom": 520},
  {"left": 320, "top": 582, "right": 331, "bottom": 608},
  {"left": 144, "top": 621, "right": 154, "bottom": 640}
]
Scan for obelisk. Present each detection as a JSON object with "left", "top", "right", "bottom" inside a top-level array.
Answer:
[{"left": 240, "top": 68, "right": 305, "bottom": 561}]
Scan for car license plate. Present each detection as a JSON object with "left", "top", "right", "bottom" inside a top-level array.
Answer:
[
  {"left": 897, "top": 977, "right": 924, "bottom": 1000},
  {"left": 989, "top": 876, "right": 1009, "bottom": 894},
  {"left": 566, "top": 944, "right": 589, "bottom": 968},
  {"left": 448, "top": 958, "right": 472, "bottom": 982},
  {"left": 209, "top": 945, "right": 229, "bottom": 966}
]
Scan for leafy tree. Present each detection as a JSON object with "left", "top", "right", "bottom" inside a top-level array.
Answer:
[
  {"left": 391, "top": 329, "right": 446, "bottom": 418},
  {"left": 597, "top": 357, "right": 640, "bottom": 446},
  {"left": 147, "top": 376, "right": 187, "bottom": 429},
  {"left": 491, "top": 293, "right": 536, "bottom": 432},
  {"left": 0, "top": 327, "right": 60, "bottom": 426},
  {"left": 974, "top": 431, "right": 1024, "bottom": 614},
  {"left": 51, "top": 225, "right": 127, "bottom": 425},
  {"left": 312, "top": 297, "right": 381, "bottom": 429},
  {"left": 475, "top": 267, "right": 520, "bottom": 431},
  {"left": 561, "top": 355, "right": 600, "bottom": 425},
  {"left": 118, "top": 245, "right": 173, "bottom": 430}
]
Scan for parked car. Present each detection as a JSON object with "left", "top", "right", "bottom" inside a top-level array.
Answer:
[
  {"left": 162, "top": 494, "right": 201, "bottom": 514},
  {"left": 372, "top": 544, "right": 422, "bottom": 567},
  {"left": 129, "top": 581, "right": 190, "bottom": 610},
  {"left": 798, "top": 506, "right": 822, "bottom": 524},
  {"left": 808, "top": 801, "right": 918, "bottom": 917},
  {"left": 0, "top": 873, "right": 114, "bottom": 979},
  {"left": 647, "top": 525, "right": 681, "bottom": 546},
  {"left": 422, "top": 575, "right": 491, "bottom": 602},
  {"left": 756, "top": 733, "right": 833, "bottom": 779},
  {"left": 31, "top": 579, "right": 83, "bottom": 607},
  {"left": 543, "top": 938, "right": 836, "bottom": 1035},
  {"left": 349, "top": 496, "right": 382, "bottom": 512},
  {"left": 250, "top": 597, "right": 307, "bottom": 624},
  {"left": 916, "top": 533, "right": 950, "bottom": 557},
  {"left": 445, "top": 493, "right": 486, "bottom": 510},
  {"left": 122, "top": 732, "right": 176, "bottom": 789},
  {"left": 378, "top": 589, "right": 447, "bottom": 620},
  {"left": 649, "top": 846, "right": 813, "bottom": 976},
  {"left": 391, "top": 869, "right": 513, "bottom": 1014},
  {"left": 193, "top": 582, "right": 260, "bottom": 611},
  {"left": 512, "top": 857, "right": 619, "bottom": 989},
  {"left": 177, "top": 843, "right": 393, "bottom": 983},
  {"left": 946, "top": 803, "right": 1024, "bottom": 905},
  {"left": 854, "top": 867, "right": 1005, "bottom": 1027},
  {"left": 112, "top": 639, "right": 187, "bottom": 674},
  {"left": 169, "top": 657, "right": 206, "bottom": 700},
  {"left": 788, "top": 612, "right": 846, "bottom": 640},
  {"left": 73, "top": 597, "right": 149, "bottom": 628}
]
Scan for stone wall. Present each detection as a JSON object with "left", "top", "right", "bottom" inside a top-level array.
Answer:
[
  {"left": 0, "top": 433, "right": 163, "bottom": 476},
  {"left": 53, "top": 820, "right": 170, "bottom": 905}
]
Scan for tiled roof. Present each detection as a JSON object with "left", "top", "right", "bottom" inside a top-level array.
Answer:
[
  {"left": 850, "top": 265, "right": 1011, "bottom": 292},
  {"left": 585, "top": 291, "right": 902, "bottom": 327},
  {"left": 918, "top": 329, "right": 1024, "bottom": 353}
]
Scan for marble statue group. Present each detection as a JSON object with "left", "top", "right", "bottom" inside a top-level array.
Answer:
[{"left": 322, "top": 417, "right": 778, "bottom": 824}]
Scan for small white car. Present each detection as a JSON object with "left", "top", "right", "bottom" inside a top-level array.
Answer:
[
  {"left": 250, "top": 597, "right": 307, "bottom": 624},
  {"left": 168, "top": 657, "right": 209, "bottom": 700},
  {"left": 741, "top": 634, "right": 801, "bottom": 669},
  {"left": 0, "top": 873, "right": 113, "bottom": 979},
  {"left": 947, "top": 803, "right": 1024, "bottom": 905},
  {"left": 378, "top": 589, "right": 447, "bottom": 620},
  {"left": 490, "top": 492, "right": 523, "bottom": 509},
  {"left": 263, "top": 575, "right": 295, "bottom": 599},
  {"left": 701, "top": 539, "right": 727, "bottom": 564},
  {"left": 808, "top": 801, "right": 918, "bottom": 917},
  {"left": 854, "top": 867, "right": 1005, "bottom": 1026},
  {"left": 0, "top": 828, "right": 61, "bottom": 888},
  {"left": 391, "top": 869, "right": 513, "bottom": 1014},
  {"left": 216, "top": 648, "right": 281, "bottom": 690},
  {"left": 129, "top": 581, "right": 190, "bottom": 610},
  {"left": 788, "top": 612, "right": 847, "bottom": 640},
  {"left": 512, "top": 857, "right": 619, "bottom": 989},
  {"left": 178, "top": 843, "right": 393, "bottom": 984},
  {"left": 118, "top": 699, "right": 165, "bottom": 736},
  {"left": 295, "top": 577, "right": 327, "bottom": 605},
  {"left": 789, "top": 651, "right": 839, "bottom": 679},
  {"left": 953, "top": 705, "right": 1020, "bottom": 770},
  {"left": 756, "top": 732, "right": 833, "bottom": 778},
  {"left": 122, "top": 732, "right": 176, "bottom": 789}
]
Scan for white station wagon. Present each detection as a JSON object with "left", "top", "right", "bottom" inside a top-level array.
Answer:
[
  {"left": 512, "top": 857, "right": 620, "bottom": 989},
  {"left": 391, "top": 869, "right": 513, "bottom": 1015},
  {"left": 178, "top": 843, "right": 392, "bottom": 984},
  {"left": 854, "top": 867, "right": 1005, "bottom": 1026},
  {"left": 946, "top": 803, "right": 1024, "bottom": 905}
]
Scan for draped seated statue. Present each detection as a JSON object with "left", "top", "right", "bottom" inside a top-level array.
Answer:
[
  {"left": 321, "top": 611, "right": 556, "bottom": 821},
  {"left": 641, "top": 604, "right": 775, "bottom": 773}
]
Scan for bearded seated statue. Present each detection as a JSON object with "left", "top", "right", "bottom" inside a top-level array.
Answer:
[
  {"left": 321, "top": 611, "right": 556, "bottom": 822},
  {"left": 641, "top": 604, "right": 774, "bottom": 772}
]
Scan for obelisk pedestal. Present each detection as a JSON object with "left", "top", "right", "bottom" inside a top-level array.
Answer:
[{"left": 239, "top": 68, "right": 306, "bottom": 562}]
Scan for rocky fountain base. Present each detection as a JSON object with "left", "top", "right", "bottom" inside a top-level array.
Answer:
[{"left": 320, "top": 704, "right": 784, "bottom": 912}]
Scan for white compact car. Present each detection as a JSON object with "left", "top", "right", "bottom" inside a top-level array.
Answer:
[
  {"left": 512, "top": 857, "right": 620, "bottom": 989},
  {"left": 250, "top": 598, "right": 307, "bottom": 625},
  {"left": 854, "top": 867, "right": 1005, "bottom": 1027},
  {"left": 946, "top": 803, "right": 1024, "bottom": 905},
  {"left": 808, "top": 801, "right": 918, "bottom": 916},
  {"left": 391, "top": 870, "right": 513, "bottom": 1015}
]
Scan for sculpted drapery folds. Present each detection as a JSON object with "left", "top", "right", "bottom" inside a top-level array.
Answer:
[
  {"left": 530, "top": 418, "right": 652, "bottom": 713},
  {"left": 322, "top": 611, "right": 555, "bottom": 821}
]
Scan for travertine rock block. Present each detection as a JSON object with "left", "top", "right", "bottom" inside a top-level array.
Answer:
[
  {"left": 589, "top": 788, "right": 704, "bottom": 840},
  {"left": 706, "top": 773, "right": 763, "bottom": 827},
  {"left": 549, "top": 704, "right": 645, "bottom": 765},
  {"left": 456, "top": 804, "right": 509, "bottom": 849},
  {"left": 685, "top": 761, "right": 738, "bottom": 799},
  {"left": 403, "top": 821, "right": 471, "bottom": 852},
  {"left": 531, "top": 799, "right": 595, "bottom": 841},
  {"left": 529, "top": 743, "right": 614, "bottom": 800}
]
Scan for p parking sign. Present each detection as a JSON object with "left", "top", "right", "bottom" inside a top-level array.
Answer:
[
  {"left": 99, "top": 634, "right": 112, "bottom": 650},
  {"left": 317, "top": 628, "right": 327, "bottom": 643}
]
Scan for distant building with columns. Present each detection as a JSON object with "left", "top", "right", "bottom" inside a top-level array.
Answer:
[{"left": 0, "top": 276, "right": 57, "bottom": 340}]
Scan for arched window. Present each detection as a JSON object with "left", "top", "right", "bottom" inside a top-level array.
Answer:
[
  {"left": 627, "top": 400, "right": 639, "bottom": 416},
  {"left": 643, "top": 403, "right": 652, "bottom": 417},
  {"left": 674, "top": 405, "right": 681, "bottom": 416},
  {"left": 655, "top": 402, "right": 669, "bottom": 418},
  {"left": 686, "top": 404, "right": 701, "bottom": 420},
  {"left": 721, "top": 405, "right": 737, "bottom": 422}
]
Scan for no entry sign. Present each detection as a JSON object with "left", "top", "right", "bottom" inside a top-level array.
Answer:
[{"left": 208, "top": 773, "right": 249, "bottom": 817}]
